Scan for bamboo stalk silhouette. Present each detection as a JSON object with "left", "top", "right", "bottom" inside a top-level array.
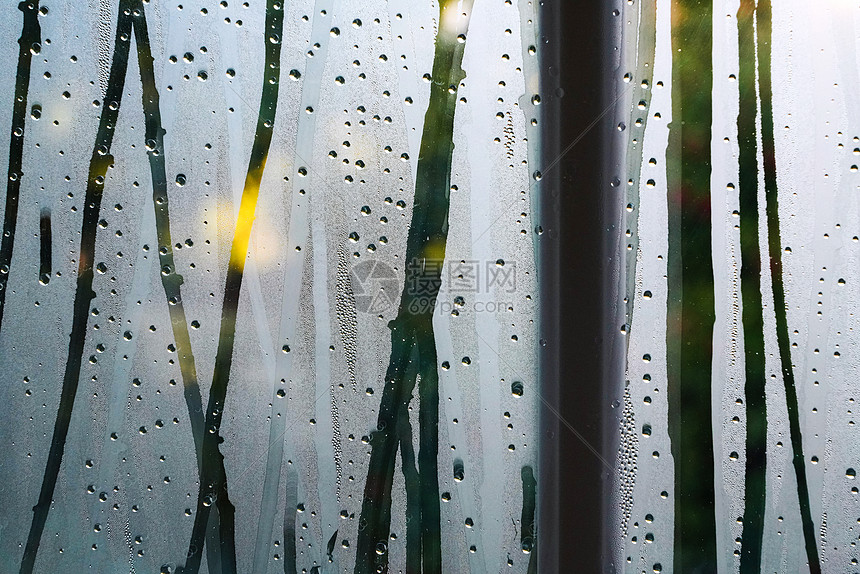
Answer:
[
  {"left": 0, "top": 0, "right": 41, "bottom": 332},
  {"left": 20, "top": 3, "right": 134, "bottom": 571},
  {"left": 353, "top": 2, "right": 474, "bottom": 572},
  {"left": 19, "top": 1, "right": 236, "bottom": 570},
  {"left": 178, "top": 0, "right": 283, "bottom": 571},
  {"left": 667, "top": 0, "right": 717, "bottom": 570},
  {"left": 738, "top": 0, "right": 820, "bottom": 571}
]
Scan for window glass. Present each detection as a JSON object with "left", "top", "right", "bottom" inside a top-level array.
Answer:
[
  {"left": 0, "top": 1, "right": 542, "bottom": 572},
  {"left": 615, "top": 0, "right": 860, "bottom": 571}
]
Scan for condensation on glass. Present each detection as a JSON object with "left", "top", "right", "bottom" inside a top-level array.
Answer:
[
  {"left": 611, "top": 0, "right": 860, "bottom": 572},
  {"left": 0, "top": 0, "right": 544, "bottom": 572}
]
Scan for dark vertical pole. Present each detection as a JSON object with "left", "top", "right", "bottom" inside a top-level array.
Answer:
[{"left": 539, "top": 0, "right": 613, "bottom": 572}]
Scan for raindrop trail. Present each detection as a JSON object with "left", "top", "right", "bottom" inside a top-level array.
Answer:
[
  {"left": 251, "top": 0, "right": 334, "bottom": 568},
  {"left": 326, "top": 530, "right": 338, "bottom": 563},
  {"left": 520, "top": 466, "right": 537, "bottom": 574},
  {"left": 624, "top": 0, "right": 657, "bottom": 338},
  {"left": 131, "top": 2, "right": 226, "bottom": 570},
  {"left": 355, "top": 338, "right": 418, "bottom": 574},
  {"left": 416, "top": 335, "right": 442, "bottom": 573},
  {"left": 132, "top": 0, "right": 199, "bottom": 445},
  {"left": 736, "top": 2, "right": 768, "bottom": 570},
  {"left": 19, "top": 3, "right": 133, "bottom": 572},
  {"left": 397, "top": 382, "right": 422, "bottom": 574},
  {"left": 177, "top": 0, "right": 283, "bottom": 571},
  {"left": 353, "top": 2, "right": 474, "bottom": 572},
  {"left": 736, "top": 0, "right": 767, "bottom": 569},
  {"left": 38, "top": 208, "right": 50, "bottom": 284},
  {"left": 761, "top": 3, "right": 821, "bottom": 569},
  {"left": 666, "top": 0, "right": 717, "bottom": 571},
  {"left": 283, "top": 464, "right": 298, "bottom": 574},
  {"left": 0, "top": 0, "right": 41, "bottom": 332}
]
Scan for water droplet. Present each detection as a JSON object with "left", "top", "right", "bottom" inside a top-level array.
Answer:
[
  {"left": 522, "top": 537, "right": 533, "bottom": 553},
  {"left": 453, "top": 459, "right": 465, "bottom": 481}
]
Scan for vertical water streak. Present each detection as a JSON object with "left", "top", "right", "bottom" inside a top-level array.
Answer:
[
  {"left": 666, "top": 0, "right": 717, "bottom": 571},
  {"left": 178, "top": 0, "right": 284, "bottom": 571},
  {"left": 520, "top": 466, "right": 537, "bottom": 574},
  {"left": 283, "top": 463, "right": 298, "bottom": 574},
  {"left": 738, "top": 3, "right": 820, "bottom": 570},
  {"left": 354, "top": 336, "right": 418, "bottom": 574},
  {"left": 397, "top": 392, "right": 422, "bottom": 574},
  {"left": 736, "top": 1, "right": 767, "bottom": 570},
  {"left": 19, "top": 3, "right": 134, "bottom": 572},
  {"left": 416, "top": 335, "right": 441, "bottom": 572},
  {"left": 353, "top": 2, "right": 474, "bottom": 571},
  {"left": 756, "top": 1, "right": 821, "bottom": 570},
  {"left": 251, "top": 1, "right": 334, "bottom": 568},
  {"left": 310, "top": 215, "right": 343, "bottom": 568},
  {"left": 130, "top": 2, "right": 227, "bottom": 569},
  {"left": 0, "top": 0, "right": 41, "bottom": 332},
  {"left": 624, "top": 0, "right": 658, "bottom": 335},
  {"left": 38, "top": 208, "right": 50, "bottom": 284}
]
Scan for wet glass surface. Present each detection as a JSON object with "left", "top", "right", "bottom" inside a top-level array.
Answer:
[{"left": 0, "top": 1, "right": 542, "bottom": 572}]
